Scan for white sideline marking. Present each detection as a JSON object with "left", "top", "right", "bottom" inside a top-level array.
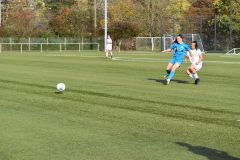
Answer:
[
  {"left": 205, "top": 61, "right": 240, "bottom": 64},
  {"left": 221, "top": 55, "right": 240, "bottom": 58},
  {"left": 45, "top": 55, "right": 240, "bottom": 65},
  {"left": 112, "top": 57, "right": 169, "bottom": 63},
  {"left": 112, "top": 57, "right": 240, "bottom": 64},
  {"left": 46, "top": 55, "right": 102, "bottom": 58}
]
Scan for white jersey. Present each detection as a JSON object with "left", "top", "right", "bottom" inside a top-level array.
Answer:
[
  {"left": 187, "top": 49, "right": 202, "bottom": 65},
  {"left": 106, "top": 38, "right": 112, "bottom": 51}
]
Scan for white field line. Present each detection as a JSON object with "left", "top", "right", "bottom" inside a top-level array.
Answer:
[
  {"left": 45, "top": 55, "right": 240, "bottom": 65},
  {"left": 220, "top": 55, "right": 240, "bottom": 58},
  {"left": 46, "top": 55, "right": 103, "bottom": 58},
  {"left": 112, "top": 57, "right": 169, "bottom": 62},
  {"left": 112, "top": 57, "right": 240, "bottom": 64}
]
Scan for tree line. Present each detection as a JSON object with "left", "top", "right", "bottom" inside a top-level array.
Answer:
[{"left": 0, "top": 0, "right": 239, "bottom": 50}]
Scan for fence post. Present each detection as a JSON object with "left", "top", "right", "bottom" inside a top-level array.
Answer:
[
  {"left": 60, "top": 43, "right": 62, "bottom": 53},
  {"left": 64, "top": 37, "right": 67, "bottom": 51},
  {"left": 163, "top": 35, "right": 166, "bottom": 51},
  {"left": 10, "top": 38, "right": 12, "bottom": 51},
  {"left": 41, "top": 43, "right": 43, "bottom": 53},
  {"left": 160, "top": 17, "right": 164, "bottom": 51},
  {"left": 79, "top": 43, "right": 81, "bottom": 52},
  {"left": 151, "top": 37, "right": 154, "bottom": 52},
  {"left": 29, "top": 37, "right": 31, "bottom": 52},
  {"left": 81, "top": 37, "right": 84, "bottom": 51},
  {"left": 21, "top": 43, "right": 23, "bottom": 53}
]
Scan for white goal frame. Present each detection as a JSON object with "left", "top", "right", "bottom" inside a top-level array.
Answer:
[
  {"left": 226, "top": 48, "right": 240, "bottom": 55},
  {"left": 136, "top": 34, "right": 205, "bottom": 52}
]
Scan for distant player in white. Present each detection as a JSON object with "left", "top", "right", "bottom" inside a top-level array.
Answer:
[
  {"left": 106, "top": 35, "right": 113, "bottom": 59},
  {"left": 185, "top": 41, "right": 203, "bottom": 85}
]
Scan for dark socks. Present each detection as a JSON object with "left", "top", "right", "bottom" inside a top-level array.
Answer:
[{"left": 166, "top": 70, "right": 171, "bottom": 75}]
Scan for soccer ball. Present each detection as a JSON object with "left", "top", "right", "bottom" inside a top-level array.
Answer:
[{"left": 57, "top": 83, "right": 65, "bottom": 92}]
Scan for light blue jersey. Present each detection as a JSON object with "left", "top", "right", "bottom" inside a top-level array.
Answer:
[{"left": 170, "top": 42, "right": 191, "bottom": 64}]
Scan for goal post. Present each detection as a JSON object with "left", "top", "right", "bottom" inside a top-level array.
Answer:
[
  {"left": 226, "top": 48, "right": 240, "bottom": 55},
  {"left": 136, "top": 37, "right": 173, "bottom": 52},
  {"left": 136, "top": 34, "right": 205, "bottom": 52}
]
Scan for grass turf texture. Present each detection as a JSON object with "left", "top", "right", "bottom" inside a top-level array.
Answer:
[{"left": 0, "top": 51, "right": 239, "bottom": 160}]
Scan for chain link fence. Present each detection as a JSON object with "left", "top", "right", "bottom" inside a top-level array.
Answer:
[{"left": 158, "top": 15, "right": 240, "bottom": 52}]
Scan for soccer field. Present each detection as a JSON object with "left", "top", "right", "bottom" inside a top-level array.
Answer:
[{"left": 0, "top": 51, "right": 239, "bottom": 160}]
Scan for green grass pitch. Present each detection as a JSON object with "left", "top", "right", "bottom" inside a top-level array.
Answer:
[{"left": 0, "top": 51, "right": 239, "bottom": 160}]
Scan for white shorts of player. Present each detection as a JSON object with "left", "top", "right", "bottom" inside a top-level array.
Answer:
[
  {"left": 192, "top": 63, "right": 202, "bottom": 71},
  {"left": 106, "top": 44, "right": 112, "bottom": 51}
]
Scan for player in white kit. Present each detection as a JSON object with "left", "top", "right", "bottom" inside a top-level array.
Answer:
[
  {"left": 106, "top": 35, "right": 113, "bottom": 59},
  {"left": 185, "top": 41, "right": 203, "bottom": 85}
]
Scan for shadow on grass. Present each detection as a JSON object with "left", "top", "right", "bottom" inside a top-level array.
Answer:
[
  {"left": 148, "top": 78, "right": 190, "bottom": 84},
  {"left": 176, "top": 142, "right": 240, "bottom": 160},
  {"left": 54, "top": 91, "right": 63, "bottom": 94}
]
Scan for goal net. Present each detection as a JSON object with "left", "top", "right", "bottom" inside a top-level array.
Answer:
[
  {"left": 226, "top": 48, "right": 240, "bottom": 55},
  {"left": 136, "top": 34, "right": 205, "bottom": 52}
]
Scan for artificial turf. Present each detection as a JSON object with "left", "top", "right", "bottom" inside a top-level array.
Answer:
[{"left": 0, "top": 51, "right": 239, "bottom": 160}]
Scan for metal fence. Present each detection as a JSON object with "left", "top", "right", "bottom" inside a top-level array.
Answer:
[
  {"left": 0, "top": 14, "right": 239, "bottom": 53},
  {"left": 158, "top": 15, "right": 240, "bottom": 52},
  {"left": 0, "top": 38, "right": 100, "bottom": 53}
]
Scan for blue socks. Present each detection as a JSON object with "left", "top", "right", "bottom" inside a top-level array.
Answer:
[{"left": 168, "top": 71, "right": 175, "bottom": 80}]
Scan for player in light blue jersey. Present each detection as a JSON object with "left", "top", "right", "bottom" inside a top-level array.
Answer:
[{"left": 162, "top": 34, "right": 193, "bottom": 85}]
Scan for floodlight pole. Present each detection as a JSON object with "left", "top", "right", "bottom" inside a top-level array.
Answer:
[
  {"left": 104, "top": 0, "right": 108, "bottom": 51},
  {"left": 229, "top": 0, "right": 232, "bottom": 49},
  {"left": 94, "top": 0, "right": 97, "bottom": 36},
  {"left": 0, "top": 8, "right": 1, "bottom": 27}
]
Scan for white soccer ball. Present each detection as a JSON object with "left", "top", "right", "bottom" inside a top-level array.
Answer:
[{"left": 57, "top": 83, "right": 65, "bottom": 92}]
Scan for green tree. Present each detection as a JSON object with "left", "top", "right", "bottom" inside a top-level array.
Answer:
[
  {"left": 0, "top": 0, "right": 48, "bottom": 37},
  {"left": 187, "top": 0, "right": 214, "bottom": 16},
  {"left": 214, "top": 0, "right": 240, "bottom": 34},
  {"left": 45, "top": 0, "right": 75, "bottom": 14},
  {"left": 141, "top": 0, "right": 168, "bottom": 36},
  {"left": 164, "top": 0, "right": 191, "bottom": 33},
  {"left": 104, "top": 0, "right": 141, "bottom": 50},
  {"left": 51, "top": 2, "right": 90, "bottom": 37}
]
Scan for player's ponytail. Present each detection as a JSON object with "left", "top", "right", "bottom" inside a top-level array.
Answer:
[{"left": 174, "top": 38, "right": 177, "bottom": 44}]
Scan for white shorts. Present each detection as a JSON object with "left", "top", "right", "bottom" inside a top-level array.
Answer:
[
  {"left": 106, "top": 44, "right": 112, "bottom": 51},
  {"left": 193, "top": 63, "right": 202, "bottom": 71}
]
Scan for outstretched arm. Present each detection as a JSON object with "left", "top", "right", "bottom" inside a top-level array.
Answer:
[{"left": 162, "top": 48, "right": 171, "bottom": 53}]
